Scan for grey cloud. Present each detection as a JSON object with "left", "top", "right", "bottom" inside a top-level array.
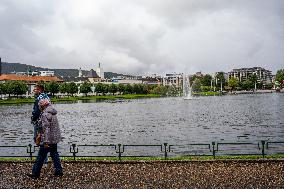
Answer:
[{"left": 0, "top": 0, "right": 283, "bottom": 75}]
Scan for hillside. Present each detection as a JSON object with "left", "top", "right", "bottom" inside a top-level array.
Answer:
[{"left": 1, "top": 62, "right": 123, "bottom": 78}]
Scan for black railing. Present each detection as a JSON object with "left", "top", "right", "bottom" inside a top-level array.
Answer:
[{"left": 0, "top": 140, "right": 283, "bottom": 160}]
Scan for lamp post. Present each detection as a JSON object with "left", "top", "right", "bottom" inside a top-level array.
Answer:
[
  {"left": 254, "top": 81, "right": 257, "bottom": 91},
  {"left": 220, "top": 80, "right": 223, "bottom": 93}
]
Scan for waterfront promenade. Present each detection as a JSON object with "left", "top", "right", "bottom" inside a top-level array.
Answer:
[{"left": 1, "top": 160, "right": 283, "bottom": 188}]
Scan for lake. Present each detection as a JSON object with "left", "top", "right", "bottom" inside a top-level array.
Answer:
[{"left": 0, "top": 93, "right": 283, "bottom": 156}]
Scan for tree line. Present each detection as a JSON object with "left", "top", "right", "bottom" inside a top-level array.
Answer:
[
  {"left": 0, "top": 81, "right": 181, "bottom": 98},
  {"left": 0, "top": 69, "right": 283, "bottom": 98}
]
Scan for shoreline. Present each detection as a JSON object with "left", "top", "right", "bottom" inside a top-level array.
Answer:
[
  {"left": 0, "top": 90, "right": 281, "bottom": 105},
  {"left": 0, "top": 94, "right": 161, "bottom": 105}
]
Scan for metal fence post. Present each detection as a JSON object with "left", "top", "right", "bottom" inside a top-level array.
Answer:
[
  {"left": 212, "top": 142, "right": 216, "bottom": 159},
  {"left": 27, "top": 144, "right": 33, "bottom": 160},
  {"left": 164, "top": 143, "right": 168, "bottom": 160},
  {"left": 261, "top": 140, "right": 266, "bottom": 158},
  {"left": 118, "top": 144, "right": 122, "bottom": 161},
  {"left": 70, "top": 144, "right": 78, "bottom": 160}
]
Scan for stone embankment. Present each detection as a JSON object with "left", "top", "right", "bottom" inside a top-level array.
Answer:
[{"left": 1, "top": 160, "right": 283, "bottom": 188}]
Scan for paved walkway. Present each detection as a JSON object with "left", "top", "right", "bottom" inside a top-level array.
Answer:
[{"left": 1, "top": 160, "right": 283, "bottom": 188}]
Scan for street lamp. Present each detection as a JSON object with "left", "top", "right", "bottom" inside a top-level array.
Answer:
[{"left": 220, "top": 79, "right": 223, "bottom": 93}]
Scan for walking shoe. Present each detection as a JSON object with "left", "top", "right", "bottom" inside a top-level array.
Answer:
[
  {"left": 53, "top": 172, "right": 63, "bottom": 177},
  {"left": 27, "top": 173, "right": 40, "bottom": 179}
]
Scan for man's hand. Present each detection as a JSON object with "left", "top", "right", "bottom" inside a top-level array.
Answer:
[{"left": 44, "top": 144, "right": 49, "bottom": 148}]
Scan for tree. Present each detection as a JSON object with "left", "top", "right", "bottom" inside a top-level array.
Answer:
[
  {"left": 151, "top": 85, "right": 167, "bottom": 95},
  {"left": 124, "top": 84, "right": 133, "bottom": 94},
  {"left": 248, "top": 73, "right": 258, "bottom": 90},
  {"left": 67, "top": 82, "right": 78, "bottom": 96},
  {"left": 191, "top": 78, "right": 202, "bottom": 92},
  {"left": 108, "top": 83, "right": 117, "bottom": 95},
  {"left": 142, "top": 84, "right": 150, "bottom": 94},
  {"left": 117, "top": 83, "right": 125, "bottom": 94},
  {"left": 228, "top": 77, "right": 239, "bottom": 91},
  {"left": 10, "top": 81, "right": 28, "bottom": 98},
  {"left": 240, "top": 80, "right": 253, "bottom": 91},
  {"left": 167, "top": 85, "right": 179, "bottom": 96},
  {"left": 102, "top": 84, "right": 109, "bottom": 94},
  {"left": 4, "top": 82, "right": 14, "bottom": 98},
  {"left": 133, "top": 84, "right": 139, "bottom": 94},
  {"left": 80, "top": 82, "right": 91, "bottom": 96},
  {"left": 201, "top": 74, "right": 212, "bottom": 86},
  {"left": 190, "top": 75, "right": 198, "bottom": 86},
  {"left": 215, "top": 72, "right": 225, "bottom": 87},
  {"left": 133, "top": 84, "right": 144, "bottom": 94},
  {"left": 265, "top": 83, "right": 273, "bottom": 89},
  {"left": 59, "top": 83, "right": 68, "bottom": 95},
  {"left": 46, "top": 81, "right": 60, "bottom": 97},
  {"left": 275, "top": 69, "right": 284, "bottom": 87},
  {"left": 94, "top": 83, "right": 104, "bottom": 94},
  {"left": 0, "top": 83, "right": 6, "bottom": 98}
]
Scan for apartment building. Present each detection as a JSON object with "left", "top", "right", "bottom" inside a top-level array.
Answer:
[
  {"left": 228, "top": 67, "right": 272, "bottom": 84},
  {"left": 163, "top": 73, "right": 183, "bottom": 87}
]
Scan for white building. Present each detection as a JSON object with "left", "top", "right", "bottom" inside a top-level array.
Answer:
[
  {"left": 163, "top": 73, "right": 183, "bottom": 87},
  {"left": 96, "top": 62, "right": 104, "bottom": 79},
  {"left": 228, "top": 67, "right": 272, "bottom": 84},
  {"left": 40, "top": 71, "right": 55, "bottom": 76},
  {"left": 78, "top": 67, "right": 83, "bottom": 77}
]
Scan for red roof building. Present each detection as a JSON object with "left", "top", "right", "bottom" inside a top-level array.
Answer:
[{"left": 0, "top": 74, "right": 63, "bottom": 83}]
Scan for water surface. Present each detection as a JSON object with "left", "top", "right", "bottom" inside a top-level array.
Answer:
[{"left": 0, "top": 93, "right": 283, "bottom": 155}]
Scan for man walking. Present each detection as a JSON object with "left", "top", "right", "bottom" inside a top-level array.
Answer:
[{"left": 31, "top": 84, "right": 50, "bottom": 142}]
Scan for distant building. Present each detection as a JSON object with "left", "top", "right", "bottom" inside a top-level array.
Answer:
[
  {"left": 96, "top": 62, "right": 104, "bottom": 79},
  {"left": 163, "top": 73, "right": 183, "bottom": 87},
  {"left": 142, "top": 75, "right": 162, "bottom": 85},
  {"left": 87, "top": 69, "right": 101, "bottom": 83},
  {"left": 40, "top": 70, "right": 54, "bottom": 76},
  {"left": 195, "top": 72, "right": 203, "bottom": 77},
  {"left": 0, "top": 74, "right": 63, "bottom": 93},
  {"left": 78, "top": 67, "right": 83, "bottom": 77},
  {"left": 228, "top": 67, "right": 272, "bottom": 84}
]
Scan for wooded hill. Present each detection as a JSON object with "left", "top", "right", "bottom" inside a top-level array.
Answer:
[{"left": 1, "top": 62, "right": 124, "bottom": 79}]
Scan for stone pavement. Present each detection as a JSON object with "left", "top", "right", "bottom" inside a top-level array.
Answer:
[{"left": 0, "top": 160, "right": 283, "bottom": 188}]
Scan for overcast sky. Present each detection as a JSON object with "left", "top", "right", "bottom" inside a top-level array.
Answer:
[{"left": 0, "top": 0, "right": 283, "bottom": 75}]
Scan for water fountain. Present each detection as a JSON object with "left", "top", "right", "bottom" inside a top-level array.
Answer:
[{"left": 183, "top": 74, "right": 193, "bottom": 99}]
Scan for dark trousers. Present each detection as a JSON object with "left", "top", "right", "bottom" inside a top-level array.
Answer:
[{"left": 32, "top": 144, "right": 62, "bottom": 176}]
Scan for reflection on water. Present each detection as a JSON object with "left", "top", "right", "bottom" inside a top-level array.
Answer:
[{"left": 0, "top": 93, "right": 283, "bottom": 155}]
